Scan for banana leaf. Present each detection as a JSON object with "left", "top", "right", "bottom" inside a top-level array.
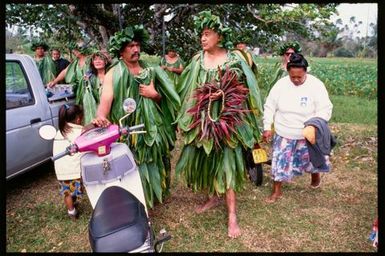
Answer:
[
  {"left": 148, "top": 162, "right": 162, "bottom": 203},
  {"left": 66, "top": 58, "right": 92, "bottom": 105},
  {"left": 202, "top": 137, "right": 214, "bottom": 155},
  {"left": 82, "top": 81, "right": 97, "bottom": 124},
  {"left": 36, "top": 56, "right": 56, "bottom": 85},
  {"left": 153, "top": 66, "right": 181, "bottom": 108}
]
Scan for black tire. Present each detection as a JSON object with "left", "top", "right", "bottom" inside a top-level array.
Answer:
[{"left": 248, "top": 164, "right": 263, "bottom": 186}]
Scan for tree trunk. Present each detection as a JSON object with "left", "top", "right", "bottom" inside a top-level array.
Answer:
[
  {"left": 98, "top": 25, "right": 109, "bottom": 48},
  {"left": 149, "top": 4, "right": 168, "bottom": 46}
]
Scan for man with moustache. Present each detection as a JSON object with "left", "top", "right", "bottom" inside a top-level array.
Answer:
[{"left": 92, "top": 25, "right": 180, "bottom": 208}]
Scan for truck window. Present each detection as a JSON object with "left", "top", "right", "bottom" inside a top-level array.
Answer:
[{"left": 6, "top": 61, "right": 35, "bottom": 109}]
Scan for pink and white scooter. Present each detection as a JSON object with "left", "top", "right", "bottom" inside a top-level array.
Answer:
[{"left": 39, "top": 98, "right": 171, "bottom": 252}]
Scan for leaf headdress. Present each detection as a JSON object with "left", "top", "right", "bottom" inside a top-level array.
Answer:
[
  {"left": 108, "top": 25, "right": 150, "bottom": 58},
  {"left": 31, "top": 40, "right": 49, "bottom": 51},
  {"left": 193, "top": 10, "right": 233, "bottom": 49},
  {"left": 67, "top": 40, "right": 94, "bottom": 55},
  {"left": 278, "top": 41, "right": 302, "bottom": 56}
]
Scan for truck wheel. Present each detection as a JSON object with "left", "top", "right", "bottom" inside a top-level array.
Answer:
[{"left": 248, "top": 164, "right": 263, "bottom": 186}]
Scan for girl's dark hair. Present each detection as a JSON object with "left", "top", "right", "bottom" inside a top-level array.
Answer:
[
  {"left": 58, "top": 104, "right": 84, "bottom": 137},
  {"left": 287, "top": 53, "right": 308, "bottom": 71}
]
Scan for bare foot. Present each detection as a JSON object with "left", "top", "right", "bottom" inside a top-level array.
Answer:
[
  {"left": 228, "top": 213, "right": 241, "bottom": 238},
  {"left": 195, "top": 196, "right": 221, "bottom": 214},
  {"left": 265, "top": 193, "right": 282, "bottom": 203}
]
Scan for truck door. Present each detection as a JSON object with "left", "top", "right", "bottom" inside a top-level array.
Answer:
[{"left": 6, "top": 57, "right": 53, "bottom": 179}]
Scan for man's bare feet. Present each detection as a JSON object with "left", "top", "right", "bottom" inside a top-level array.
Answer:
[
  {"left": 195, "top": 196, "right": 221, "bottom": 214},
  {"left": 228, "top": 212, "right": 241, "bottom": 238},
  {"left": 265, "top": 192, "right": 282, "bottom": 203}
]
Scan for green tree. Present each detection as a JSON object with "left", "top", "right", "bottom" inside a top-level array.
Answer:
[{"left": 6, "top": 3, "right": 338, "bottom": 60}]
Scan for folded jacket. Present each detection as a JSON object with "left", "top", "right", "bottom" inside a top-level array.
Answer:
[{"left": 304, "top": 117, "right": 337, "bottom": 168}]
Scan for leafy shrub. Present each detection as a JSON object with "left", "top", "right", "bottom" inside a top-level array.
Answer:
[{"left": 333, "top": 47, "right": 354, "bottom": 58}]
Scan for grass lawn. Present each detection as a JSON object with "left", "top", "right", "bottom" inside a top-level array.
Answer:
[
  {"left": 6, "top": 122, "right": 377, "bottom": 252},
  {"left": 330, "top": 95, "right": 377, "bottom": 125},
  {"left": 6, "top": 56, "right": 377, "bottom": 252}
]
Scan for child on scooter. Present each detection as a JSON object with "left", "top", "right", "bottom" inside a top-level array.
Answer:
[{"left": 53, "top": 104, "right": 84, "bottom": 220}]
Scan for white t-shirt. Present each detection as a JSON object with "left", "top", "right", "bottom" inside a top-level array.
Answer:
[
  {"left": 263, "top": 74, "right": 333, "bottom": 140},
  {"left": 53, "top": 123, "right": 83, "bottom": 181}
]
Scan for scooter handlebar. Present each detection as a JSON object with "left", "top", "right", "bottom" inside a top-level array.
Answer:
[
  {"left": 51, "top": 145, "right": 77, "bottom": 161},
  {"left": 128, "top": 124, "right": 145, "bottom": 132},
  {"left": 121, "top": 123, "right": 146, "bottom": 135},
  {"left": 51, "top": 149, "right": 70, "bottom": 161}
]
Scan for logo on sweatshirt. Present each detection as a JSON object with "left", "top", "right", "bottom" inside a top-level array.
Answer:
[{"left": 300, "top": 97, "right": 308, "bottom": 107}]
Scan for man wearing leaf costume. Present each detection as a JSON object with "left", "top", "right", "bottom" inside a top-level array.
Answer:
[
  {"left": 47, "top": 41, "right": 92, "bottom": 108},
  {"left": 93, "top": 25, "right": 181, "bottom": 208},
  {"left": 31, "top": 41, "right": 57, "bottom": 85},
  {"left": 175, "top": 10, "right": 264, "bottom": 238}
]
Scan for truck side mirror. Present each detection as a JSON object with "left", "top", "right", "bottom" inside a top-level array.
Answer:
[{"left": 39, "top": 125, "right": 57, "bottom": 140}]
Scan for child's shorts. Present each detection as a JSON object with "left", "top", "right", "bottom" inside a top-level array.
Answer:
[{"left": 58, "top": 178, "right": 84, "bottom": 199}]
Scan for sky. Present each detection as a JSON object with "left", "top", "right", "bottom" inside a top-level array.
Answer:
[{"left": 332, "top": 3, "right": 378, "bottom": 37}]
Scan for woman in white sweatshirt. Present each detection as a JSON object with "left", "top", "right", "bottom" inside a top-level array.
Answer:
[{"left": 262, "top": 53, "right": 333, "bottom": 203}]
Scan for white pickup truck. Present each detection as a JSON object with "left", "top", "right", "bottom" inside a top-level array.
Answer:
[{"left": 6, "top": 53, "right": 75, "bottom": 179}]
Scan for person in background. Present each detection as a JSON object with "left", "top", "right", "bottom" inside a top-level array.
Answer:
[
  {"left": 53, "top": 104, "right": 84, "bottom": 220},
  {"left": 31, "top": 40, "right": 57, "bottom": 85},
  {"left": 160, "top": 48, "right": 185, "bottom": 86},
  {"left": 234, "top": 36, "right": 258, "bottom": 76},
  {"left": 51, "top": 48, "right": 70, "bottom": 83},
  {"left": 278, "top": 41, "right": 302, "bottom": 71},
  {"left": 262, "top": 41, "right": 303, "bottom": 100},
  {"left": 263, "top": 53, "right": 333, "bottom": 203},
  {"left": 47, "top": 41, "right": 92, "bottom": 106}
]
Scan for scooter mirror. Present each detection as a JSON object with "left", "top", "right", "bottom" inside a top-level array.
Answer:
[
  {"left": 123, "top": 98, "right": 136, "bottom": 114},
  {"left": 39, "top": 125, "right": 57, "bottom": 140}
]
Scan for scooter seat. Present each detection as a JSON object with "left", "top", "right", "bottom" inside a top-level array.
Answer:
[{"left": 89, "top": 186, "right": 149, "bottom": 252}]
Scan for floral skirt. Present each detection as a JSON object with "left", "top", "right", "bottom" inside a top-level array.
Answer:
[
  {"left": 58, "top": 178, "right": 84, "bottom": 198},
  {"left": 270, "top": 134, "right": 331, "bottom": 182}
]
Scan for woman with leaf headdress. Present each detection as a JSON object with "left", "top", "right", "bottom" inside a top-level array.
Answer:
[
  {"left": 175, "top": 10, "right": 263, "bottom": 238},
  {"left": 31, "top": 40, "right": 56, "bottom": 85},
  {"left": 80, "top": 50, "right": 111, "bottom": 124},
  {"left": 93, "top": 25, "right": 180, "bottom": 209}
]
